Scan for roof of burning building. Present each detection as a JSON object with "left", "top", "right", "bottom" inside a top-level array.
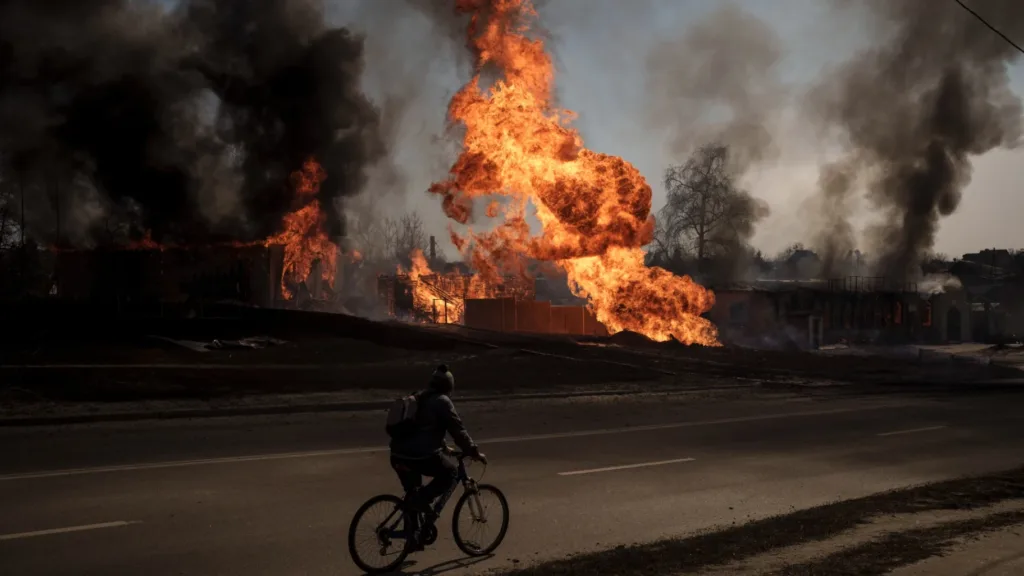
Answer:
[{"left": 712, "top": 279, "right": 830, "bottom": 293}]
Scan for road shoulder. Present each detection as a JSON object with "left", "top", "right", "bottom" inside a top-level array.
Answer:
[{"left": 0, "top": 380, "right": 760, "bottom": 426}]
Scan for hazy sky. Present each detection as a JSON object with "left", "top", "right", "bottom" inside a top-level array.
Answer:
[{"left": 337, "top": 0, "right": 1023, "bottom": 259}]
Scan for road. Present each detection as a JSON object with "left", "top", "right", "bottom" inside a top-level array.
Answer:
[{"left": 2, "top": 387, "right": 1024, "bottom": 575}]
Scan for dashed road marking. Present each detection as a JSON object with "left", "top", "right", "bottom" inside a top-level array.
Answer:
[
  {"left": 558, "top": 457, "right": 696, "bottom": 476},
  {"left": 0, "top": 521, "right": 140, "bottom": 542},
  {"left": 0, "top": 404, "right": 909, "bottom": 482},
  {"left": 876, "top": 425, "right": 948, "bottom": 437}
]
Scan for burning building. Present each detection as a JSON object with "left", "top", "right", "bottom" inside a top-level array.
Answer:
[
  {"left": 11, "top": 158, "right": 358, "bottom": 317},
  {"left": 376, "top": 269, "right": 609, "bottom": 336}
]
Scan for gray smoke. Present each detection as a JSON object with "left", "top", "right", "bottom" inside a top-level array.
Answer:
[
  {"left": 351, "top": 0, "right": 471, "bottom": 200},
  {"left": 325, "top": 0, "right": 471, "bottom": 266},
  {"left": 645, "top": 2, "right": 787, "bottom": 172},
  {"left": 643, "top": 3, "right": 781, "bottom": 283},
  {"left": 402, "top": 0, "right": 470, "bottom": 52},
  {"left": 811, "top": 159, "right": 859, "bottom": 277},
  {"left": 0, "top": 0, "right": 383, "bottom": 247},
  {"left": 809, "top": 0, "right": 1023, "bottom": 279}
]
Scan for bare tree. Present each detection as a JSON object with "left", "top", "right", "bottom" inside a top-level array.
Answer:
[
  {"left": 346, "top": 211, "right": 430, "bottom": 265},
  {"left": 380, "top": 217, "right": 399, "bottom": 260},
  {"left": 774, "top": 242, "right": 805, "bottom": 263},
  {"left": 658, "top": 144, "right": 768, "bottom": 270},
  {"left": 347, "top": 214, "right": 387, "bottom": 263},
  {"left": 394, "top": 213, "right": 427, "bottom": 260}
]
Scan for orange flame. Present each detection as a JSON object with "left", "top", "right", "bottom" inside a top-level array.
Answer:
[
  {"left": 429, "top": 0, "right": 719, "bottom": 345},
  {"left": 398, "top": 248, "right": 523, "bottom": 323},
  {"left": 398, "top": 249, "right": 461, "bottom": 323},
  {"left": 266, "top": 158, "right": 337, "bottom": 300},
  {"left": 127, "top": 230, "right": 163, "bottom": 251}
]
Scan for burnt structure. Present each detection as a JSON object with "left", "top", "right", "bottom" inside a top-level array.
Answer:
[
  {"left": 463, "top": 298, "right": 608, "bottom": 336},
  {"left": 709, "top": 276, "right": 971, "bottom": 349},
  {"left": 44, "top": 245, "right": 286, "bottom": 316},
  {"left": 377, "top": 272, "right": 535, "bottom": 324},
  {"left": 942, "top": 250, "right": 1024, "bottom": 343},
  {"left": 376, "top": 269, "right": 608, "bottom": 336}
]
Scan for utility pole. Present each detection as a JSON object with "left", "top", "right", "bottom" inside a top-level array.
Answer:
[
  {"left": 19, "top": 175, "right": 24, "bottom": 246},
  {"left": 19, "top": 174, "right": 26, "bottom": 296},
  {"left": 53, "top": 174, "right": 60, "bottom": 249},
  {"left": 429, "top": 235, "right": 436, "bottom": 262}
]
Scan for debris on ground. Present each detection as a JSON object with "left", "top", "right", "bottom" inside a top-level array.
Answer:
[{"left": 150, "top": 335, "right": 288, "bottom": 353}]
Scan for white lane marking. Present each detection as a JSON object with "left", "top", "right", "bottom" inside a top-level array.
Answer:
[
  {"left": 0, "top": 404, "right": 908, "bottom": 482},
  {"left": 481, "top": 405, "right": 906, "bottom": 444},
  {"left": 876, "top": 425, "right": 948, "bottom": 437},
  {"left": 0, "top": 521, "right": 140, "bottom": 541},
  {"left": 1, "top": 364, "right": 357, "bottom": 370},
  {"left": 0, "top": 447, "right": 384, "bottom": 481},
  {"left": 558, "top": 457, "right": 695, "bottom": 476}
]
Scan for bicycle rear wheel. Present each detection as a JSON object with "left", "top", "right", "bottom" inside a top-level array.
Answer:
[
  {"left": 348, "top": 494, "right": 412, "bottom": 574},
  {"left": 452, "top": 484, "right": 510, "bottom": 556}
]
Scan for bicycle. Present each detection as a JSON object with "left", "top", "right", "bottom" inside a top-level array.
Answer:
[{"left": 347, "top": 451, "right": 510, "bottom": 574}]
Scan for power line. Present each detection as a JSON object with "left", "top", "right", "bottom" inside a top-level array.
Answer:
[{"left": 954, "top": 0, "right": 1024, "bottom": 56}]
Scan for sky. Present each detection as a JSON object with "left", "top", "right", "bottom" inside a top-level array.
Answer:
[{"left": 335, "top": 0, "right": 1024, "bottom": 260}]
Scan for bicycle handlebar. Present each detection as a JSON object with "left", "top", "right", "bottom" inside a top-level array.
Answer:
[{"left": 448, "top": 449, "right": 485, "bottom": 463}]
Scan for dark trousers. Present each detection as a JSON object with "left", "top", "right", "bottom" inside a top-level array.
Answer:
[{"left": 390, "top": 453, "right": 458, "bottom": 510}]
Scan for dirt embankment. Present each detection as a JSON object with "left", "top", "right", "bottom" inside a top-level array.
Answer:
[{"left": 1, "top": 302, "right": 1017, "bottom": 407}]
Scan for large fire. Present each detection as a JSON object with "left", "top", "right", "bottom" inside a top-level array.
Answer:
[
  {"left": 128, "top": 230, "right": 162, "bottom": 251},
  {"left": 398, "top": 248, "right": 518, "bottom": 324},
  {"left": 428, "top": 0, "right": 719, "bottom": 346},
  {"left": 402, "top": 249, "right": 463, "bottom": 324},
  {"left": 265, "top": 158, "right": 337, "bottom": 300}
]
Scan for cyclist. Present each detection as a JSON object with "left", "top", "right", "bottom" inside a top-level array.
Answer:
[{"left": 389, "top": 364, "right": 486, "bottom": 548}]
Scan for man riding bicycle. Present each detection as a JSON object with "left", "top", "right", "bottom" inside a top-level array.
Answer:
[{"left": 389, "top": 365, "right": 486, "bottom": 549}]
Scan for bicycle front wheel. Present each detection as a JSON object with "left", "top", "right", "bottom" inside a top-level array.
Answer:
[
  {"left": 452, "top": 484, "right": 510, "bottom": 556},
  {"left": 348, "top": 494, "right": 412, "bottom": 574}
]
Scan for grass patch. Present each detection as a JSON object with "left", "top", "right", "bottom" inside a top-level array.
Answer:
[
  {"left": 494, "top": 467, "right": 1024, "bottom": 576},
  {"left": 773, "top": 510, "right": 1024, "bottom": 575}
]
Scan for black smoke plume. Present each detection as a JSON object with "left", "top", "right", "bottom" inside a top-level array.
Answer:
[
  {"left": 0, "top": 0, "right": 383, "bottom": 247},
  {"left": 809, "top": 0, "right": 1023, "bottom": 279}
]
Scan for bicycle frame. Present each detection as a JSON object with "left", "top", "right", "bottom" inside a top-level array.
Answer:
[
  {"left": 379, "top": 455, "right": 486, "bottom": 541},
  {"left": 431, "top": 456, "right": 476, "bottom": 518}
]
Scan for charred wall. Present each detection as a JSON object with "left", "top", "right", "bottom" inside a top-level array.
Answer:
[
  {"left": 52, "top": 245, "right": 284, "bottom": 314},
  {"left": 463, "top": 298, "right": 607, "bottom": 336},
  {"left": 709, "top": 279, "right": 967, "bottom": 347}
]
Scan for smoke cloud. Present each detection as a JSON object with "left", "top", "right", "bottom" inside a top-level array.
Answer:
[
  {"left": 809, "top": 0, "right": 1024, "bottom": 279},
  {"left": 810, "top": 159, "right": 859, "bottom": 277},
  {"left": 0, "top": 0, "right": 383, "bottom": 247},
  {"left": 644, "top": 3, "right": 787, "bottom": 173},
  {"left": 334, "top": 0, "right": 471, "bottom": 261}
]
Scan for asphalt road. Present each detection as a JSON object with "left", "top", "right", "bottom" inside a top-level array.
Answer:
[{"left": 2, "top": 388, "right": 1024, "bottom": 576}]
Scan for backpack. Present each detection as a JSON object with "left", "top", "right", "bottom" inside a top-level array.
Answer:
[{"left": 385, "top": 391, "right": 429, "bottom": 439}]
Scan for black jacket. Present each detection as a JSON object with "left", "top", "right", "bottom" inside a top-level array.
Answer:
[{"left": 389, "top": 391, "right": 477, "bottom": 459}]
